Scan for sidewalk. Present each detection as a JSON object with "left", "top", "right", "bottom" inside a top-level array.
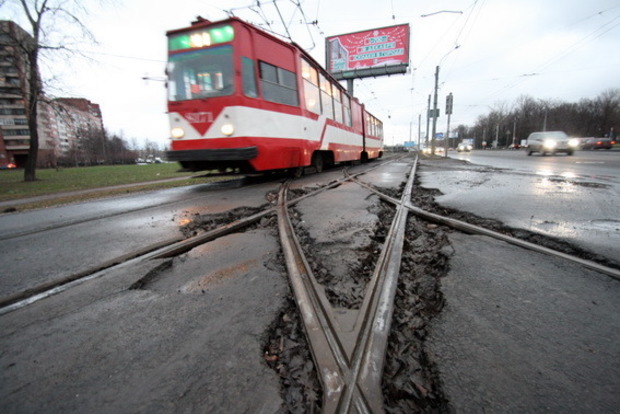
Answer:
[{"left": 0, "top": 175, "right": 224, "bottom": 211}]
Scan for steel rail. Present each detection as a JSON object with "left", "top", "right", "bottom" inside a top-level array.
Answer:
[
  {"left": 405, "top": 204, "right": 620, "bottom": 281},
  {"left": 349, "top": 172, "right": 620, "bottom": 281},
  {"left": 276, "top": 182, "right": 359, "bottom": 413},
  {"left": 339, "top": 156, "right": 417, "bottom": 413},
  {"left": 0, "top": 159, "right": 398, "bottom": 315},
  {"left": 276, "top": 155, "right": 419, "bottom": 413}
]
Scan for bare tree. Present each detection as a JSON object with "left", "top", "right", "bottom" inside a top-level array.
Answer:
[
  {"left": 4, "top": 0, "right": 94, "bottom": 181},
  {"left": 472, "top": 90, "right": 620, "bottom": 146}
]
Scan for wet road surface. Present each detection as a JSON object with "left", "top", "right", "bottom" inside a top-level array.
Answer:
[
  {"left": 419, "top": 153, "right": 620, "bottom": 412},
  {"left": 1, "top": 154, "right": 619, "bottom": 412},
  {"left": 422, "top": 150, "right": 620, "bottom": 260}
]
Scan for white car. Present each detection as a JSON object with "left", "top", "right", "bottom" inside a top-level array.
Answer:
[
  {"left": 457, "top": 143, "right": 472, "bottom": 152},
  {"left": 526, "top": 131, "right": 577, "bottom": 156}
]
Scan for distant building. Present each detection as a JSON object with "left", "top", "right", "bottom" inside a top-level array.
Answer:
[
  {"left": 0, "top": 20, "right": 105, "bottom": 168},
  {"left": 39, "top": 98, "right": 105, "bottom": 166},
  {"left": 0, "top": 20, "right": 33, "bottom": 168}
]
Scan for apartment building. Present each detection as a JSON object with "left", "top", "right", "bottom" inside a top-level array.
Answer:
[
  {"left": 0, "top": 20, "right": 32, "bottom": 168},
  {"left": 0, "top": 20, "right": 104, "bottom": 168}
]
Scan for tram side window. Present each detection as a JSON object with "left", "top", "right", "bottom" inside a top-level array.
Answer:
[
  {"left": 367, "top": 115, "right": 383, "bottom": 138},
  {"left": 333, "top": 87, "right": 343, "bottom": 124},
  {"left": 259, "top": 61, "right": 299, "bottom": 106},
  {"left": 301, "top": 59, "right": 320, "bottom": 114},
  {"left": 319, "top": 74, "right": 333, "bottom": 119},
  {"left": 365, "top": 113, "right": 373, "bottom": 136},
  {"left": 242, "top": 57, "right": 258, "bottom": 98},
  {"left": 343, "top": 95, "right": 352, "bottom": 127}
]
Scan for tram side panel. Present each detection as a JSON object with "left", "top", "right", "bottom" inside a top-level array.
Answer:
[{"left": 246, "top": 27, "right": 311, "bottom": 171}]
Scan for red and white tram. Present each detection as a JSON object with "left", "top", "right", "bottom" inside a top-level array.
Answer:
[{"left": 165, "top": 17, "right": 383, "bottom": 173}]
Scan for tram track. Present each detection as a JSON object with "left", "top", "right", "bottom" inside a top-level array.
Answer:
[
  {"left": 348, "top": 171, "right": 620, "bottom": 281},
  {"left": 276, "top": 158, "right": 417, "bottom": 413},
  {"left": 0, "top": 159, "right": 393, "bottom": 314},
  {"left": 2, "top": 154, "right": 618, "bottom": 412}
]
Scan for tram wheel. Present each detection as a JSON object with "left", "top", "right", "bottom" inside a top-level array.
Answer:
[{"left": 312, "top": 153, "right": 324, "bottom": 173}]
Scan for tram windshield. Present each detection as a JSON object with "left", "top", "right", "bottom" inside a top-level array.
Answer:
[{"left": 167, "top": 45, "right": 233, "bottom": 101}]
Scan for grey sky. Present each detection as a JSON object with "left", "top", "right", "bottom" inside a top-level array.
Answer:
[{"left": 4, "top": 0, "right": 619, "bottom": 146}]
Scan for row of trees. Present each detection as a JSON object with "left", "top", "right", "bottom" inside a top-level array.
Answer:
[
  {"left": 453, "top": 89, "right": 620, "bottom": 148},
  {"left": 38, "top": 128, "right": 167, "bottom": 168},
  {"left": 55, "top": 128, "right": 137, "bottom": 167}
]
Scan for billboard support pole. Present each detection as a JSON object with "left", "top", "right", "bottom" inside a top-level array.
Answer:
[{"left": 347, "top": 79, "right": 354, "bottom": 96}]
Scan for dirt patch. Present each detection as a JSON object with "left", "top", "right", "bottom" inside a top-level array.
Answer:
[
  {"left": 382, "top": 213, "right": 451, "bottom": 413},
  {"left": 178, "top": 205, "right": 270, "bottom": 237},
  {"left": 263, "top": 295, "right": 322, "bottom": 414},
  {"left": 263, "top": 184, "right": 455, "bottom": 412},
  {"left": 290, "top": 197, "right": 394, "bottom": 309}
]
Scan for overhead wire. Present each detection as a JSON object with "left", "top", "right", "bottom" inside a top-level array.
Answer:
[{"left": 480, "top": 9, "right": 620, "bottom": 105}]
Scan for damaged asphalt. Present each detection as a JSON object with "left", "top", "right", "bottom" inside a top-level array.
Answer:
[{"left": 1, "top": 155, "right": 618, "bottom": 413}]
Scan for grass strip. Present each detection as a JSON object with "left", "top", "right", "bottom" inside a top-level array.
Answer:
[{"left": 0, "top": 163, "right": 202, "bottom": 201}]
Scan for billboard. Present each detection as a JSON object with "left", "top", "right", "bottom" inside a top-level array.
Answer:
[{"left": 326, "top": 23, "right": 410, "bottom": 80}]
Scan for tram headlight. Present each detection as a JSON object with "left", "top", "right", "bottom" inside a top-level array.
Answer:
[
  {"left": 221, "top": 123, "right": 235, "bottom": 136},
  {"left": 171, "top": 127, "right": 185, "bottom": 139}
]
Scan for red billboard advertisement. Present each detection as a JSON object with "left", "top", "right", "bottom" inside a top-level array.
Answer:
[{"left": 326, "top": 23, "right": 410, "bottom": 80}]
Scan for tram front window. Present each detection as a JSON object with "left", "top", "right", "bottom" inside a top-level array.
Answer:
[{"left": 167, "top": 45, "right": 233, "bottom": 101}]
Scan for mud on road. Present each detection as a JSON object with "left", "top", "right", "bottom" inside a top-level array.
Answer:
[
  {"left": 185, "top": 179, "right": 453, "bottom": 412},
  {"left": 180, "top": 161, "right": 619, "bottom": 413}
]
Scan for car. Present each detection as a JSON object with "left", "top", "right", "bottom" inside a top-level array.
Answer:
[
  {"left": 581, "top": 138, "right": 613, "bottom": 150},
  {"left": 421, "top": 146, "right": 445, "bottom": 155},
  {"left": 525, "top": 131, "right": 577, "bottom": 156},
  {"left": 457, "top": 143, "right": 473, "bottom": 152}
]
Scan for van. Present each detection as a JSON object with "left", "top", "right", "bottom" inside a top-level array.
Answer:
[{"left": 526, "top": 131, "right": 576, "bottom": 156}]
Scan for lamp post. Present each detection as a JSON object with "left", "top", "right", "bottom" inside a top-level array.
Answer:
[
  {"left": 430, "top": 46, "right": 459, "bottom": 155},
  {"left": 425, "top": 94, "right": 431, "bottom": 148},
  {"left": 431, "top": 65, "right": 439, "bottom": 155},
  {"left": 422, "top": 10, "right": 462, "bottom": 155}
]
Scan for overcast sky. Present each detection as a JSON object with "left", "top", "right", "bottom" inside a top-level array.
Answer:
[{"left": 4, "top": 0, "right": 620, "bottom": 146}]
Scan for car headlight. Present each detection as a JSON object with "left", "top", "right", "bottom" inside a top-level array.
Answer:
[
  {"left": 543, "top": 139, "right": 557, "bottom": 149},
  {"left": 171, "top": 127, "right": 185, "bottom": 139},
  {"left": 568, "top": 138, "right": 579, "bottom": 147},
  {"left": 221, "top": 123, "right": 234, "bottom": 136}
]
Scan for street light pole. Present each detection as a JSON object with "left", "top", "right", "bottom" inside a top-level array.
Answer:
[
  {"left": 418, "top": 113, "right": 422, "bottom": 149},
  {"left": 425, "top": 94, "right": 431, "bottom": 147},
  {"left": 431, "top": 65, "right": 439, "bottom": 155}
]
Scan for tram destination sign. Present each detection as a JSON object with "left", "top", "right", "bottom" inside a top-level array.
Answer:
[{"left": 326, "top": 23, "right": 410, "bottom": 80}]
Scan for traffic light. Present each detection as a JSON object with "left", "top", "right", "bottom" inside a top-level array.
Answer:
[{"left": 446, "top": 93, "right": 453, "bottom": 115}]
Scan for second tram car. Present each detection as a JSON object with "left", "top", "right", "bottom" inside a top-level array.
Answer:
[{"left": 165, "top": 17, "right": 383, "bottom": 173}]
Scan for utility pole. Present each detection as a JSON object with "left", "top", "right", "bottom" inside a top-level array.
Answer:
[
  {"left": 418, "top": 113, "right": 422, "bottom": 149},
  {"left": 425, "top": 94, "right": 431, "bottom": 148},
  {"left": 494, "top": 124, "right": 499, "bottom": 149},
  {"left": 431, "top": 65, "right": 439, "bottom": 154},
  {"left": 409, "top": 121, "right": 412, "bottom": 143}
]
